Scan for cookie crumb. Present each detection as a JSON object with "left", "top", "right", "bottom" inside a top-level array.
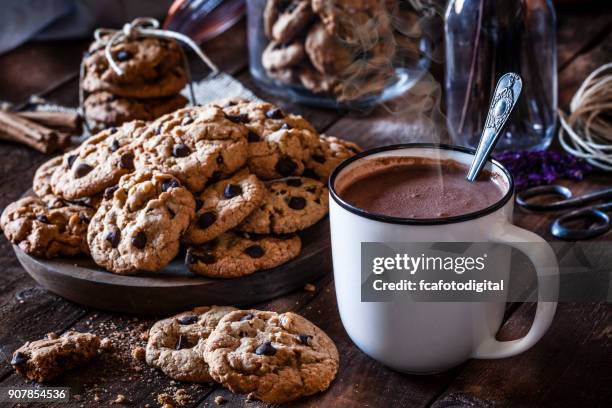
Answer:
[
  {"left": 214, "top": 395, "right": 226, "bottom": 405},
  {"left": 304, "top": 283, "right": 316, "bottom": 292},
  {"left": 174, "top": 389, "right": 189, "bottom": 406},
  {"left": 94, "top": 393, "right": 101, "bottom": 402},
  {"left": 131, "top": 346, "right": 146, "bottom": 362},
  {"left": 46, "top": 332, "right": 58, "bottom": 340},
  {"left": 112, "top": 394, "right": 127, "bottom": 404},
  {"left": 246, "top": 392, "right": 256, "bottom": 402},
  {"left": 100, "top": 337, "right": 112, "bottom": 350},
  {"left": 158, "top": 393, "right": 173, "bottom": 407}
]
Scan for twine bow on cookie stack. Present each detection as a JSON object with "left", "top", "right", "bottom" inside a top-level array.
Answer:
[{"left": 80, "top": 17, "right": 220, "bottom": 112}]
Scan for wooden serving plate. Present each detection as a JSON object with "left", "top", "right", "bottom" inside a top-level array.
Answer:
[{"left": 14, "top": 220, "right": 331, "bottom": 315}]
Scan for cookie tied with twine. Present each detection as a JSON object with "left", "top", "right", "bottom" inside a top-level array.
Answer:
[{"left": 79, "top": 17, "right": 221, "bottom": 130}]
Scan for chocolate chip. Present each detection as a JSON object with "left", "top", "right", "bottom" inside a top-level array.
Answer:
[
  {"left": 225, "top": 113, "right": 249, "bottom": 123},
  {"left": 266, "top": 108, "right": 284, "bottom": 119},
  {"left": 178, "top": 315, "right": 198, "bottom": 325},
  {"left": 288, "top": 196, "right": 306, "bottom": 210},
  {"left": 175, "top": 334, "right": 191, "bottom": 350},
  {"left": 11, "top": 352, "right": 28, "bottom": 366},
  {"left": 105, "top": 231, "right": 120, "bottom": 248},
  {"left": 119, "top": 153, "right": 134, "bottom": 169},
  {"left": 298, "top": 334, "right": 312, "bottom": 345},
  {"left": 356, "top": 50, "right": 373, "bottom": 60},
  {"left": 181, "top": 117, "right": 193, "bottom": 126},
  {"left": 66, "top": 154, "right": 78, "bottom": 168},
  {"left": 116, "top": 50, "right": 133, "bottom": 61},
  {"left": 131, "top": 231, "right": 147, "bottom": 249},
  {"left": 198, "top": 211, "right": 217, "bottom": 229},
  {"left": 312, "top": 153, "right": 326, "bottom": 163},
  {"left": 167, "top": 206, "right": 175, "bottom": 218},
  {"left": 104, "top": 185, "right": 118, "bottom": 199},
  {"left": 209, "top": 171, "right": 222, "bottom": 184},
  {"left": 36, "top": 214, "right": 50, "bottom": 224},
  {"left": 109, "top": 127, "right": 118, "bottom": 133},
  {"left": 197, "top": 252, "right": 217, "bottom": 264},
  {"left": 244, "top": 245, "right": 265, "bottom": 258},
  {"left": 223, "top": 184, "right": 242, "bottom": 199},
  {"left": 74, "top": 163, "right": 93, "bottom": 178},
  {"left": 247, "top": 131, "right": 260, "bottom": 142},
  {"left": 161, "top": 178, "right": 180, "bottom": 192},
  {"left": 306, "top": 187, "right": 317, "bottom": 193},
  {"left": 286, "top": 178, "right": 302, "bottom": 187},
  {"left": 275, "top": 157, "right": 297, "bottom": 176},
  {"left": 216, "top": 155, "right": 224, "bottom": 164},
  {"left": 255, "top": 341, "right": 277, "bottom": 356},
  {"left": 302, "top": 168, "right": 319, "bottom": 180},
  {"left": 281, "top": 123, "right": 291, "bottom": 129},
  {"left": 226, "top": 101, "right": 237, "bottom": 107},
  {"left": 194, "top": 199, "right": 203, "bottom": 212},
  {"left": 315, "top": 198, "right": 321, "bottom": 204},
  {"left": 110, "top": 140, "right": 120, "bottom": 152},
  {"left": 79, "top": 213, "right": 90, "bottom": 224},
  {"left": 172, "top": 144, "right": 191, "bottom": 157},
  {"left": 239, "top": 313, "right": 254, "bottom": 321}
]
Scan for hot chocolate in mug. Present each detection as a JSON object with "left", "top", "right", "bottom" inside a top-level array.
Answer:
[{"left": 328, "top": 144, "right": 559, "bottom": 374}]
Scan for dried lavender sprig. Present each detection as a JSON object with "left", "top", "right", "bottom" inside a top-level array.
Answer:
[{"left": 494, "top": 150, "right": 594, "bottom": 191}]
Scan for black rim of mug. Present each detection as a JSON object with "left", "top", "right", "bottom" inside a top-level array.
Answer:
[{"left": 328, "top": 143, "right": 515, "bottom": 226}]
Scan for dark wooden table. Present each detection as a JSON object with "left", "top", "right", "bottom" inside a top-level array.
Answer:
[{"left": 1, "top": 8, "right": 611, "bottom": 408}]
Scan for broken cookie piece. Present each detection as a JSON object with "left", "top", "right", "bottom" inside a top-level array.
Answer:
[{"left": 11, "top": 331, "right": 100, "bottom": 383}]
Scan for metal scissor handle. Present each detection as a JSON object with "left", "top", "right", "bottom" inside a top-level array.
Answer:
[
  {"left": 516, "top": 185, "right": 612, "bottom": 211},
  {"left": 551, "top": 203, "right": 612, "bottom": 240}
]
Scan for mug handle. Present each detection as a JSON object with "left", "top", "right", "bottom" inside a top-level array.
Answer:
[{"left": 472, "top": 224, "right": 559, "bottom": 359}]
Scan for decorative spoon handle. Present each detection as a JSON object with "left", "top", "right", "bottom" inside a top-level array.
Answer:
[{"left": 466, "top": 73, "right": 523, "bottom": 182}]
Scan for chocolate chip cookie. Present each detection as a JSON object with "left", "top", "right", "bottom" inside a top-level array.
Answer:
[
  {"left": 134, "top": 105, "right": 248, "bottom": 192},
  {"left": 146, "top": 306, "right": 236, "bottom": 382},
  {"left": 87, "top": 171, "right": 195, "bottom": 274},
  {"left": 304, "top": 135, "right": 362, "bottom": 181},
  {"left": 1, "top": 196, "right": 94, "bottom": 259},
  {"left": 238, "top": 177, "right": 328, "bottom": 234},
  {"left": 266, "top": 0, "right": 314, "bottom": 43},
  {"left": 204, "top": 310, "right": 339, "bottom": 403},
  {"left": 84, "top": 91, "right": 188, "bottom": 133},
  {"left": 305, "top": 22, "right": 353, "bottom": 75},
  {"left": 50, "top": 121, "right": 146, "bottom": 200},
  {"left": 247, "top": 127, "right": 320, "bottom": 179},
  {"left": 83, "top": 37, "right": 184, "bottom": 85},
  {"left": 33, "top": 156, "right": 63, "bottom": 197},
  {"left": 312, "top": 0, "right": 387, "bottom": 44},
  {"left": 11, "top": 331, "right": 100, "bottom": 383},
  {"left": 215, "top": 100, "right": 319, "bottom": 179},
  {"left": 183, "top": 169, "right": 265, "bottom": 244},
  {"left": 262, "top": 41, "right": 305, "bottom": 71},
  {"left": 186, "top": 232, "right": 301, "bottom": 278}
]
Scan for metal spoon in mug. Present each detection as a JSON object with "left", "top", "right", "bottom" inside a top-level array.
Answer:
[{"left": 466, "top": 73, "right": 523, "bottom": 182}]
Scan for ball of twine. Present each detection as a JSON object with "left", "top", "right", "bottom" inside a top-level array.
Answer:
[{"left": 559, "top": 62, "right": 612, "bottom": 171}]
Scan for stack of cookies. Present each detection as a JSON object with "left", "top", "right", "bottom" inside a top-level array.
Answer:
[
  {"left": 260, "top": 0, "right": 421, "bottom": 101},
  {"left": 145, "top": 307, "right": 339, "bottom": 403},
  {"left": 81, "top": 36, "right": 189, "bottom": 132},
  {"left": 1, "top": 99, "right": 361, "bottom": 278}
]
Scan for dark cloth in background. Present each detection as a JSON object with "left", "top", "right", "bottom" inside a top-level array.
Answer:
[{"left": 0, "top": 0, "right": 174, "bottom": 54}]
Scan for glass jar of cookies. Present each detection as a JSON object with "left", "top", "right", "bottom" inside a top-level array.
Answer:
[{"left": 247, "top": 0, "right": 431, "bottom": 108}]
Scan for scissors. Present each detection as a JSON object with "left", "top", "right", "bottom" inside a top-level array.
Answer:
[{"left": 515, "top": 185, "right": 612, "bottom": 240}]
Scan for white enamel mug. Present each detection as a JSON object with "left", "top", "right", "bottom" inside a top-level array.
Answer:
[{"left": 329, "top": 144, "right": 559, "bottom": 374}]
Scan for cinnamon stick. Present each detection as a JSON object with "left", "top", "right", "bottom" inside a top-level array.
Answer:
[
  {"left": 0, "top": 111, "right": 71, "bottom": 154},
  {"left": 17, "top": 110, "right": 82, "bottom": 134}
]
